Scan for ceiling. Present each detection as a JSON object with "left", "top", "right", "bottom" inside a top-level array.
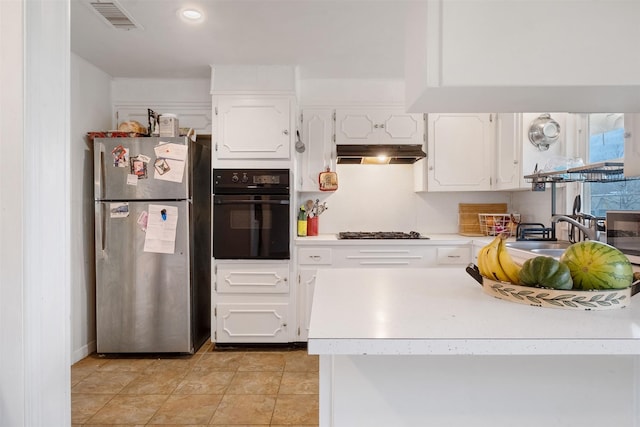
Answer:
[{"left": 70, "top": 0, "right": 412, "bottom": 80}]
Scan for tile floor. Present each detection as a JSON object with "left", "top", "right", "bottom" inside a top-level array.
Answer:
[{"left": 71, "top": 341, "right": 319, "bottom": 426}]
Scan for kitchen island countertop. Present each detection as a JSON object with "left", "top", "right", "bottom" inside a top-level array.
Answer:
[{"left": 308, "top": 268, "right": 640, "bottom": 356}]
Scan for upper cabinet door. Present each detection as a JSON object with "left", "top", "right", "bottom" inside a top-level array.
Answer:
[
  {"left": 335, "top": 108, "right": 423, "bottom": 145},
  {"left": 298, "top": 108, "right": 335, "bottom": 192},
  {"left": 215, "top": 96, "right": 291, "bottom": 159},
  {"left": 427, "top": 113, "right": 494, "bottom": 192},
  {"left": 494, "top": 113, "right": 523, "bottom": 191}
]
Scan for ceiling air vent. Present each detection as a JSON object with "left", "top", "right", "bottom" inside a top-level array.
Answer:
[{"left": 87, "top": 0, "right": 143, "bottom": 30}]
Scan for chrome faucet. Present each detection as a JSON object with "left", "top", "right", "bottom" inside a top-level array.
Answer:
[{"left": 551, "top": 215, "right": 600, "bottom": 241}]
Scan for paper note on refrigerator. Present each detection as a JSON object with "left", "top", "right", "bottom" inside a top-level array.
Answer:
[
  {"left": 153, "top": 142, "right": 187, "bottom": 183},
  {"left": 154, "top": 142, "right": 187, "bottom": 161},
  {"left": 143, "top": 204, "right": 178, "bottom": 254}
]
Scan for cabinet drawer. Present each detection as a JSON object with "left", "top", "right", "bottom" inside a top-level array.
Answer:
[
  {"left": 332, "top": 246, "right": 437, "bottom": 268},
  {"left": 216, "top": 262, "right": 289, "bottom": 294},
  {"left": 298, "top": 248, "right": 333, "bottom": 265},
  {"left": 436, "top": 247, "right": 471, "bottom": 265}
]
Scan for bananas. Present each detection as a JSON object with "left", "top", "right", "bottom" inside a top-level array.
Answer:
[{"left": 477, "top": 233, "right": 522, "bottom": 284}]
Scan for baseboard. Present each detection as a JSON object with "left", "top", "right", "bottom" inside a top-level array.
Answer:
[{"left": 71, "top": 340, "right": 96, "bottom": 364}]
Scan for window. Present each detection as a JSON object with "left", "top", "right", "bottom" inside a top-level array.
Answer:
[{"left": 586, "top": 113, "right": 640, "bottom": 217}]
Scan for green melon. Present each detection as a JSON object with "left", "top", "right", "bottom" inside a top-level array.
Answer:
[
  {"left": 559, "top": 241, "right": 633, "bottom": 290},
  {"left": 519, "top": 256, "right": 573, "bottom": 290}
]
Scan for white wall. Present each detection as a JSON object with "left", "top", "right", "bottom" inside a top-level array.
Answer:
[
  {"left": 70, "top": 53, "right": 112, "bottom": 363},
  {"left": 315, "top": 165, "right": 512, "bottom": 235}
]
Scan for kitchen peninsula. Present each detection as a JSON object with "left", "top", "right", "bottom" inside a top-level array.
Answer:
[{"left": 308, "top": 268, "right": 640, "bottom": 427}]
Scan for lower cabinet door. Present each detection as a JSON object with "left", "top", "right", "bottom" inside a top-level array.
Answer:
[{"left": 216, "top": 302, "right": 289, "bottom": 343}]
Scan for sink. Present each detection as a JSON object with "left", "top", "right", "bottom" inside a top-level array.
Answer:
[
  {"left": 529, "top": 248, "right": 567, "bottom": 258},
  {"left": 504, "top": 240, "right": 572, "bottom": 259},
  {"left": 505, "top": 240, "right": 572, "bottom": 251}
]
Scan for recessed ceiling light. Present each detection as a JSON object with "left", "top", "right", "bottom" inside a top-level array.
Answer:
[{"left": 180, "top": 8, "right": 203, "bottom": 22}]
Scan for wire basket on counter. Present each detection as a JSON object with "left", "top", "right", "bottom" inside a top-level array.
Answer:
[{"left": 478, "top": 213, "right": 520, "bottom": 237}]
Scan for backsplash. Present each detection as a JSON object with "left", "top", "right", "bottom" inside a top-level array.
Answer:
[{"left": 309, "top": 164, "right": 515, "bottom": 235}]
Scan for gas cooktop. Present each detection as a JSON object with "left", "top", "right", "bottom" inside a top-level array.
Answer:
[{"left": 337, "top": 231, "right": 428, "bottom": 240}]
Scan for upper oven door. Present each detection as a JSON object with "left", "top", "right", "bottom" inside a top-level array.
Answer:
[{"left": 213, "top": 194, "right": 290, "bottom": 259}]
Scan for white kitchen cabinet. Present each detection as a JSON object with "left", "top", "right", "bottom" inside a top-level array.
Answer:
[
  {"left": 213, "top": 261, "right": 292, "bottom": 344},
  {"left": 494, "top": 113, "right": 569, "bottom": 190},
  {"left": 405, "top": 1, "right": 640, "bottom": 112},
  {"left": 426, "top": 113, "right": 494, "bottom": 192},
  {"left": 215, "top": 302, "right": 289, "bottom": 344},
  {"left": 623, "top": 113, "right": 640, "bottom": 177},
  {"left": 297, "top": 108, "right": 335, "bottom": 191},
  {"left": 295, "top": 244, "right": 470, "bottom": 341},
  {"left": 214, "top": 95, "right": 292, "bottom": 159},
  {"left": 493, "top": 113, "right": 522, "bottom": 191},
  {"left": 335, "top": 108, "right": 424, "bottom": 145}
]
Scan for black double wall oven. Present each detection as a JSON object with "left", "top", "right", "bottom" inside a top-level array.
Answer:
[{"left": 213, "top": 169, "right": 290, "bottom": 260}]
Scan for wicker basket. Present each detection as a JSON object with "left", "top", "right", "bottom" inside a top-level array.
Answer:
[{"left": 478, "top": 213, "right": 520, "bottom": 237}]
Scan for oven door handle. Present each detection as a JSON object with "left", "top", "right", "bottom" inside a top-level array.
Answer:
[{"left": 214, "top": 199, "right": 290, "bottom": 205}]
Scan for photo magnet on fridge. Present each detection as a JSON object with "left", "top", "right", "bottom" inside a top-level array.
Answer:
[{"left": 130, "top": 156, "right": 148, "bottom": 179}]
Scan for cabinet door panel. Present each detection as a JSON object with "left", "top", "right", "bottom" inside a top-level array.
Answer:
[
  {"left": 494, "top": 113, "right": 522, "bottom": 190},
  {"left": 427, "top": 113, "right": 493, "bottom": 191},
  {"left": 299, "top": 109, "right": 334, "bottom": 191},
  {"left": 216, "top": 303, "right": 289, "bottom": 343},
  {"left": 216, "top": 97, "right": 290, "bottom": 159},
  {"left": 335, "top": 109, "right": 376, "bottom": 144},
  {"left": 379, "top": 113, "right": 423, "bottom": 144},
  {"left": 216, "top": 263, "right": 289, "bottom": 294}
]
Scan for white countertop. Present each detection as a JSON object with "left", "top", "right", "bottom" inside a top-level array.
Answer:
[
  {"left": 295, "top": 233, "right": 489, "bottom": 246},
  {"left": 307, "top": 268, "right": 640, "bottom": 356}
]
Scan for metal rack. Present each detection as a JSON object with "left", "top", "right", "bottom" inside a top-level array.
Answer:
[
  {"left": 523, "top": 161, "right": 630, "bottom": 184},
  {"left": 519, "top": 162, "right": 637, "bottom": 241}
]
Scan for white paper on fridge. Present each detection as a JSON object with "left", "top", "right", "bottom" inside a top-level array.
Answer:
[
  {"left": 143, "top": 204, "right": 178, "bottom": 254},
  {"left": 153, "top": 142, "right": 188, "bottom": 183}
]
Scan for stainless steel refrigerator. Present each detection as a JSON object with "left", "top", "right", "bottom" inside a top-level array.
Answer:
[{"left": 94, "top": 135, "right": 211, "bottom": 353}]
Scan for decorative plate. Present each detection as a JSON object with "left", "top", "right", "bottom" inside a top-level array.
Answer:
[{"left": 481, "top": 277, "right": 636, "bottom": 311}]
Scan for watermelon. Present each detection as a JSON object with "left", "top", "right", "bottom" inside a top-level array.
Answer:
[
  {"left": 559, "top": 241, "right": 633, "bottom": 290},
  {"left": 519, "top": 256, "right": 573, "bottom": 290}
]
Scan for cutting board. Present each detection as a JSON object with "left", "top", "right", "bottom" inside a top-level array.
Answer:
[{"left": 458, "top": 203, "right": 508, "bottom": 236}]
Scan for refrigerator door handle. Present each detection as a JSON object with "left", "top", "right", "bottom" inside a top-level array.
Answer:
[
  {"left": 95, "top": 142, "right": 105, "bottom": 200},
  {"left": 95, "top": 203, "right": 106, "bottom": 254}
]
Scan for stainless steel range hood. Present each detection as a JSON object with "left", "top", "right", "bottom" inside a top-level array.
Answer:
[{"left": 336, "top": 144, "right": 426, "bottom": 165}]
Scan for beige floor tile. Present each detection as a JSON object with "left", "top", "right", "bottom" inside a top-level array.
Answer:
[
  {"left": 71, "top": 371, "right": 139, "bottom": 394},
  {"left": 283, "top": 351, "right": 319, "bottom": 372},
  {"left": 70, "top": 393, "right": 114, "bottom": 424},
  {"left": 196, "top": 351, "right": 246, "bottom": 371},
  {"left": 96, "top": 357, "right": 155, "bottom": 372},
  {"left": 144, "top": 357, "right": 196, "bottom": 373},
  {"left": 174, "top": 369, "right": 235, "bottom": 395},
  {"left": 209, "top": 394, "right": 276, "bottom": 425},
  {"left": 237, "top": 352, "right": 286, "bottom": 372},
  {"left": 279, "top": 371, "right": 319, "bottom": 395},
  {"left": 271, "top": 394, "right": 319, "bottom": 425},
  {"left": 148, "top": 394, "right": 222, "bottom": 425},
  {"left": 120, "top": 368, "right": 187, "bottom": 394},
  {"left": 226, "top": 371, "right": 282, "bottom": 395},
  {"left": 85, "top": 394, "right": 168, "bottom": 424},
  {"left": 71, "top": 356, "right": 110, "bottom": 386}
]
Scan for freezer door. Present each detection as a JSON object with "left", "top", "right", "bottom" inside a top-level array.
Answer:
[
  {"left": 94, "top": 137, "right": 190, "bottom": 200},
  {"left": 95, "top": 200, "right": 192, "bottom": 353}
]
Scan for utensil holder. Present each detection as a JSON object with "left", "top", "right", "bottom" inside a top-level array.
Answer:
[{"left": 307, "top": 217, "right": 318, "bottom": 236}]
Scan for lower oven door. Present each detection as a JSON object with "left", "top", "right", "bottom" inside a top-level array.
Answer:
[{"left": 213, "top": 194, "right": 290, "bottom": 259}]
